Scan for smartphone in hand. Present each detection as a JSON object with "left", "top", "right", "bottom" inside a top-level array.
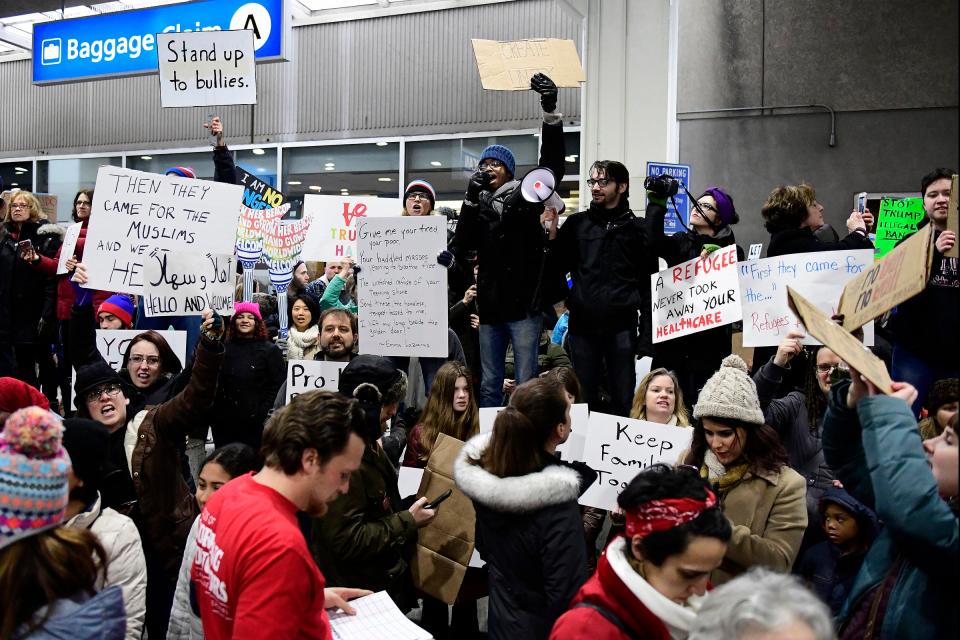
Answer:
[
  {"left": 17, "top": 239, "right": 34, "bottom": 259},
  {"left": 424, "top": 489, "right": 453, "bottom": 510}
]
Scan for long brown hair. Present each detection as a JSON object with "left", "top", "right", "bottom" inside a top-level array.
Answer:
[
  {"left": 415, "top": 362, "right": 479, "bottom": 462},
  {"left": 121, "top": 330, "right": 184, "bottom": 376},
  {"left": 471, "top": 378, "right": 567, "bottom": 478},
  {"left": 0, "top": 527, "right": 107, "bottom": 638},
  {"left": 542, "top": 366, "right": 582, "bottom": 403},
  {"left": 630, "top": 368, "right": 691, "bottom": 425},
  {"left": 683, "top": 417, "right": 788, "bottom": 476}
]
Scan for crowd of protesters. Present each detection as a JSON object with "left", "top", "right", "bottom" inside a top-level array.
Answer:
[{"left": 0, "top": 76, "right": 956, "bottom": 640}]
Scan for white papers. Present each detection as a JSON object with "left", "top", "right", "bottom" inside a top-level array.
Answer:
[
  {"left": 57, "top": 222, "right": 83, "bottom": 274},
  {"left": 329, "top": 591, "right": 431, "bottom": 640}
]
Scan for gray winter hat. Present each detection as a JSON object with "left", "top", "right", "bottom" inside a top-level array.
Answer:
[{"left": 693, "top": 354, "right": 765, "bottom": 426}]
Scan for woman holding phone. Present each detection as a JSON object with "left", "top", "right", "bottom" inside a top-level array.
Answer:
[{"left": 1, "top": 191, "right": 57, "bottom": 393}]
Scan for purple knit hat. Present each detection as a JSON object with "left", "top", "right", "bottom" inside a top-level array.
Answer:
[{"left": 702, "top": 187, "right": 738, "bottom": 226}]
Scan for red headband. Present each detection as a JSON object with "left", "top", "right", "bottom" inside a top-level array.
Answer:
[{"left": 624, "top": 489, "right": 717, "bottom": 539}]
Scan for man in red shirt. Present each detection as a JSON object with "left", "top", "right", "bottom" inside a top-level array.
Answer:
[{"left": 192, "top": 390, "right": 371, "bottom": 639}]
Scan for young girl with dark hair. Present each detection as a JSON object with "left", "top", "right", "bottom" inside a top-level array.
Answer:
[
  {"left": 682, "top": 355, "right": 807, "bottom": 584},
  {"left": 210, "top": 303, "right": 285, "bottom": 449},
  {"left": 286, "top": 294, "right": 322, "bottom": 361},
  {"left": 404, "top": 362, "right": 479, "bottom": 468},
  {"left": 169, "top": 443, "right": 260, "bottom": 640},
  {"left": 455, "top": 378, "right": 596, "bottom": 640},
  {"left": 550, "top": 465, "right": 732, "bottom": 640}
]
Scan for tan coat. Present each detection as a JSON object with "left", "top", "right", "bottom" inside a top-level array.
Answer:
[{"left": 713, "top": 465, "right": 807, "bottom": 584}]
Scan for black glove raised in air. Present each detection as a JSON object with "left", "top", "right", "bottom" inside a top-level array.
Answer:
[{"left": 531, "top": 73, "right": 558, "bottom": 113}]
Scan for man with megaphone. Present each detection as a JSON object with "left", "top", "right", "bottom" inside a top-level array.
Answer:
[
  {"left": 450, "top": 73, "right": 567, "bottom": 408},
  {"left": 545, "top": 161, "right": 661, "bottom": 418}
]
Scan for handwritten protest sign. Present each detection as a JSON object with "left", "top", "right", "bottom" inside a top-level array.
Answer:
[
  {"left": 787, "top": 287, "right": 893, "bottom": 394},
  {"left": 837, "top": 226, "right": 934, "bottom": 332},
  {"left": 143, "top": 251, "right": 235, "bottom": 317},
  {"left": 237, "top": 168, "right": 288, "bottom": 211},
  {"left": 90, "top": 329, "right": 186, "bottom": 372},
  {"left": 57, "top": 222, "right": 83, "bottom": 274},
  {"left": 479, "top": 404, "right": 589, "bottom": 462},
  {"left": 301, "top": 195, "right": 398, "bottom": 261},
  {"left": 36, "top": 193, "right": 58, "bottom": 222},
  {"left": 947, "top": 175, "right": 958, "bottom": 259},
  {"left": 651, "top": 245, "right": 741, "bottom": 343},
  {"left": 83, "top": 167, "right": 243, "bottom": 295},
  {"left": 158, "top": 30, "right": 256, "bottom": 108},
  {"left": 739, "top": 250, "right": 874, "bottom": 347},
  {"left": 471, "top": 38, "right": 585, "bottom": 90},
  {"left": 874, "top": 197, "right": 924, "bottom": 258},
  {"left": 357, "top": 217, "right": 447, "bottom": 357},
  {"left": 578, "top": 412, "right": 693, "bottom": 511},
  {"left": 285, "top": 360, "right": 345, "bottom": 403}
]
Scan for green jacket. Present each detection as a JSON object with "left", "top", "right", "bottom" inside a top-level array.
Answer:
[
  {"left": 319, "top": 274, "right": 358, "bottom": 314},
  {"left": 310, "top": 443, "right": 418, "bottom": 609},
  {"left": 823, "top": 382, "right": 958, "bottom": 639}
]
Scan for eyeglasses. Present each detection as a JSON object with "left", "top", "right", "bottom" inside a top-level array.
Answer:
[
  {"left": 75, "top": 201, "right": 91, "bottom": 207},
  {"left": 85, "top": 383, "right": 123, "bottom": 403},
  {"left": 697, "top": 202, "right": 718, "bottom": 214},
  {"left": 816, "top": 363, "right": 844, "bottom": 375},
  {"left": 10, "top": 203, "right": 28, "bottom": 209},
  {"left": 586, "top": 178, "right": 611, "bottom": 188},
  {"left": 406, "top": 193, "right": 429, "bottom": 202},
  {"left": 129, "top": 355, "right": 161, "bottom": 367},
  {"left": 478, "top": 159, "right": 505, "bottom": 171}
]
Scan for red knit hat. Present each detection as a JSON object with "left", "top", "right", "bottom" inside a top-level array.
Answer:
[
  {"left": 0, "top": 378, "right": 50, "bottom": 414},
  {"left": 97, "top": 295, "right": 134, "bottom": 328}
]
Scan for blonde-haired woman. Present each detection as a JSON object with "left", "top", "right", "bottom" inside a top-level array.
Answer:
[
  {"left": 1, "top": 191, "right": 58, "bottom": 391},
  {"left": 630, "top": 368, "right": 691, "bottom": 426},
  {"left": 403, "top": 361, "right": 479, "bottom": 467}
]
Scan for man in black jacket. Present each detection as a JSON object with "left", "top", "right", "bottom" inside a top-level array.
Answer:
[
  {"left": 546, "top": 161, "right": 658, "bottom": 416},
  {"left": 451, "top": 73, "right": 566, "bottom": 408}
]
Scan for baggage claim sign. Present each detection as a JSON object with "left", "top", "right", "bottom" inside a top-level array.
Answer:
[{"left": 32, "top": 0, "right": 288, "bottom": 84}]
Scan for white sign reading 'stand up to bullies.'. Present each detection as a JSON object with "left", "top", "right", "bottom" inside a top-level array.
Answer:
[{"left": 158, "top": 29, "right": 257, "bottom": 108}]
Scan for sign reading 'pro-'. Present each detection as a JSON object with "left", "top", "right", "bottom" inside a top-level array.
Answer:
[{"left": 158, "top": 30, "right": 256, "bottom": 107}]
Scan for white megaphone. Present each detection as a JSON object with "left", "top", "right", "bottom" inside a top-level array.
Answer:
[{"left": 520, "top": 167, "right": 566, "bottom": 214}]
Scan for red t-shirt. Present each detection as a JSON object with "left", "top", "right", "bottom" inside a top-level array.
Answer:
[{"left": 192, "top": 473, "right": 330, "bottom": 640}]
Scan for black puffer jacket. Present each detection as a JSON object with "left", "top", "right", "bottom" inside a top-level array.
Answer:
[
  {"left": 767, "top": 226, "right": 872, "bottom": 258},
  {"left": 552, "top": 199, "right": 658, "bottom": 335},
  {"left": 209, "top": 337, "right": 285, "bottom": 449},
  {"left": 455, "top": 434, "right": 593, "bottom": 640},
  {"left": 0, "top": 220, "right": 57, "bottom": 344},
  {"left": 450, "top": 117, "right": 567, "bottom": 325}
]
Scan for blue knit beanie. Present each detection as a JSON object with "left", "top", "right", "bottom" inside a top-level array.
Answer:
[{"left": 480, "top": 145, "right": 516, "bottom": 178}]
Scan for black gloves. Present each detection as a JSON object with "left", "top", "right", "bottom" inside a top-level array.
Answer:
[
  {"left": 437, "top": 250, "right": 455, "bottom": 269},
  {"left": 466, "top": 170, "right": 491, "bottom": 202},
  {"left": 531, "top": 73, "right": 558, "bottom": 113},
  {"left": 200, "top": 310, "right": 225, "bottom": 342}
]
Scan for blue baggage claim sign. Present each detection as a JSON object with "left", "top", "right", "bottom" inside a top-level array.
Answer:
[{"left": 33, "top": 0, "right": 288, "bottom": 84}]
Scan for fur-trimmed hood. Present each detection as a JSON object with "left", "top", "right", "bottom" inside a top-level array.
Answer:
[
  {"left": 37, "top": 222, "right": 66, "bottom": 238},
  {"left": 455, "top": 432, "right": 583, "bottom": 513}
]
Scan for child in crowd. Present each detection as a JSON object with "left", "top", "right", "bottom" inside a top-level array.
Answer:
[{"left": 794, "top": 487, "right": 878, "bottom": 615}]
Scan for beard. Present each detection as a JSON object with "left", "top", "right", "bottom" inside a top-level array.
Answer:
[{"left": 303, "top": 496, "right": 329, "bottom": 518}]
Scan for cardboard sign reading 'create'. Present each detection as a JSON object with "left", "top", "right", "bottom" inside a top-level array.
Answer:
[
  {"left": 285, "top": 360, "right": 345, "bottom": 403},
  {"left": 651, "top": 245, "right": 741, "bottom": 343},
  {"left": 578, "top": 413, "right": 693, "bottom": 512},
  {"left": 143, "top": 251, "right": 235, "bottom": 317},
  {"left": 471, "top": 38, "right": 585, "bottom": 90},
  {"left": 739, "top": 250, "right": 874, "bottom": 347},
  {"left": 300, "top": 194, "right": 399, "bottom": 261},
  {"left": 874, "top": 197, "right": 925, "bottom": 258},
  {"left": 787, "top": 287, "right": 893, "bottom": 394},
  {"left": 83, "top": 167, "right": 242, "bottom": 295},
  {"left": 357, "top": 216, "right": 448, "bottom": 358},
  {"left": 837, "top": 225, "right": 934, "bottom": 332},
  {"left": 158, "top": 30, "right": 256, "bottom": 108},
  {"left": 479, "top": 403, "right": 589, "bottom": 462}
]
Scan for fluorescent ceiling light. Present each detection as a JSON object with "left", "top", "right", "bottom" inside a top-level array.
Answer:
[
  {"left": 309, "top": 185, "right": 322, "bottom": 191},
  {"left": 287, "top": 181, "right": 302, "bottom": 185},
  {"left": 430, "top": 161, "right": 442, "bottom": 167},
  {"left": 377, "top": 177, "right": 391, "bottom": 182},
  {"left": 140, "top": 156, "right": 152, "bottom": 160},
  {"left": 375, "top": 142, "right": 388, "bottom": 146},
  {"left": 252, "top": 148, "right": 266, "bottom": 155}
]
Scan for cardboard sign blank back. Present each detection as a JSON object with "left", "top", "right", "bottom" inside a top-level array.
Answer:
[{"left": 410, "top": 433, "right": 476, "bottom": 605}]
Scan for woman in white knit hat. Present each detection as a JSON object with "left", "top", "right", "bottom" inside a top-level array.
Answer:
[{"left": 681, "top": 354, "right": 808, "bottom": 585}]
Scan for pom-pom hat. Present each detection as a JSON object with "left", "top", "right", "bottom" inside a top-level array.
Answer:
[
  {"left": 693, "top": 354, "right": 765, "bottom": 426},
  {"left": 0, "top": 407, "right": 72, "bottom": 550},
  {"left": 404, "top": 180, "right": 436, "bottom": 207}
]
